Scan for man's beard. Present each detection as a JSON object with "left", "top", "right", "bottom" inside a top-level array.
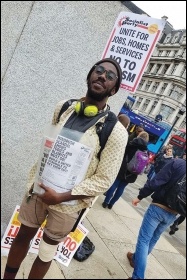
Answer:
[{"left": 87, "top": 80, "right": 113, "bottom": 101}]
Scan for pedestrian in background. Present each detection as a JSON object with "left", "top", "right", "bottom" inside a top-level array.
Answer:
[
  {"left": 147, "top": 144, "right": 173, "bottom": 180},
  {"left": 126, "top": 158, "right": 186, "bottom": 279},
  {"left": 169, "top": 152, "right": 186, "bottom": 236},
  {"left": 102, "top": 131, "right": 149, "bottom": 209},
  {"left": 151, "top": 146, "right": 174, "bottom": 179},
  {"left": 169, "top": 215, "right": 185, "bottom": 235},
  {"left": 128, "top": 124, "right": 144, "bottom": 143}
]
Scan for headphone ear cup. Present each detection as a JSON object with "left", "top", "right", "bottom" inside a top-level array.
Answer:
[
  {"left": 75, "top": 101, "right": 84, "bottom": 115},
  {"left": 84, "top": 105, "right": 98, "bottom": 117}
]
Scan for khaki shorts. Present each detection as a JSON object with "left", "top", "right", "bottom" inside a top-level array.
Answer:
[{"left": 18, "top": 194, "right": 79, "bottom": 242}]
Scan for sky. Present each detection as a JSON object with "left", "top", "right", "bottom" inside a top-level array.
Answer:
[{"left": 132, "top": 1, "right": 186, "bottom": 30}]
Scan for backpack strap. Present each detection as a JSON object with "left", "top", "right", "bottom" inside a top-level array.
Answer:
[
  {"left": 56, "top": 100, "right": 118, "bottom": 160},
  {"left": 56, "top": 99, "right": 77, "bottom": 124},
  {"left": 96, "top": 111, "right": 118, "bottom": 160}
]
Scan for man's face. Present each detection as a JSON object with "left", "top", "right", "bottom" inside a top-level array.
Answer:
[
  {"left": 87, "top": 62, "right": 118, "bottom": 101},
  {"left": 166, "top": 148, "right": 173, "bottom": 156}
]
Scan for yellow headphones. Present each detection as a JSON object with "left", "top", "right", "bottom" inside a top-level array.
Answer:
[{"left": 74, "top": 101, "right": 98, "bottom": 117}]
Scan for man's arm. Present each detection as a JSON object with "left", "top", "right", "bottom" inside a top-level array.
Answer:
[
  {"left": 132, "top": 160, "right": 174, "bottom": 206},
  {"left": 37, "top": 183, "right": 93, "bottom": 205}
]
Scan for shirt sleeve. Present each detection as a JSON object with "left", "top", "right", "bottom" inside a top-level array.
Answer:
[{"left": 51, "top": 100, "right": 66, "bottom": 125}]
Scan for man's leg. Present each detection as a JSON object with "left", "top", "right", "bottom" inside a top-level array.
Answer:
[
  {"left": 109, "top": 181, "right": 128, "bottom": 206},
  {"left": 3, "top": 224, "right": 38, "bottom": 279},
  {"left": 131, "top": 205, "right": 161, "bottom": 279},
  {"left": 169, "top": 215, "right": 184, "bottom": 235},
  {"left": 28, "top": 233, "right": 59, "bottom": 279},
  {"left": 175, "top": 215, "right": 185, "bottom": 226},
  {"left": 103, "top": 179, "right": 119, "bottom": 205},
  {"left": 148, "top": 206, "right": 177, "bottom": 253}
]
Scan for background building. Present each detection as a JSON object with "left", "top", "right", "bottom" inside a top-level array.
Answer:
[{"left": 131, "top": 26, "right": 186, "bottom": 132}]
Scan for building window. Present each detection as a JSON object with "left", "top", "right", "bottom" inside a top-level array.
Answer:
[
  {"left": 173, "top": 50, "right": 178, "bottom": 57},
  {"left": 137, "top": 79, "right": 145, "bottom": 90},
  {"left": 165, "top": 35, "right": 171, "bottom": 43},
  {"left": 145, "top": 63, "right": 154, "bottom": 73},
  {"left": 181, "top": 66, "right": 186, "bottom": 77},
  {"left": 149, "top": 101, "right": 158, "bottom": 114},
  {"left": 168, "top": 85, "right": 184, "bottom": 101},
  {"left": 181, "top": 48, "right": 186, "bottom": 58},
  {"left": 145, "top": 80, "right": 152, "bottom": 91},
  {"left": 152, "top": 82, "right": 159, "bottom": 93},
  {"left": 142, "top": 99, "right": 150, "bottom": 111},
  {"left": 181, "top": 35, "right": 186, "bottom": 44},
  {"left": 154, "top": 64, "right": 162, "bottom": 74},
  {"left": 172, "top": 34, "right": 179, "bottom": 43},
  {"left": 160, "top": 83, "right": 168, "bottom": 94},
  {"left": 158, "top": 50, "right": 163, "bottom": 56},
  {"left": 165, "top": 51, "right": 170, "bottom": 57},
  {"left": 135, "top": 97, "right": 143, "bottom": 108},
  {"left": 160, "top": 104, "right": 175, "bottom": 120},
  {"left": 161, "top": 65, "right": 169, "bottom": 74},
  {"left": 170, "top": 64, "right": 178, "bottom": 75},
  {"left": 180, "top": 119, "right": 186, "bottom": 129}
]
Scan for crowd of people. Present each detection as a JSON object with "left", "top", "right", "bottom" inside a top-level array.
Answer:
[{"left": 3, "top": 58, "right": 186, "bottom": 280}]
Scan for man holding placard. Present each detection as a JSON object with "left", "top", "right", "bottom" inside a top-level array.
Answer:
[{"left": 3, "top": 58, "right": 128, "bottom": 279}]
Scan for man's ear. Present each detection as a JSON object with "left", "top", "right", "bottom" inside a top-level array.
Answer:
[{"left": 109, "top": 88, "right": 116, "bottom": 97}]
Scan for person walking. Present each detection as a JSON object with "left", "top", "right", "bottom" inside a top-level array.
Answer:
[
  {"left": 147, "top": 144, "right": 173, "bottom": 180},
  {"left": 3, "top": 58, "right": 129, "bottom": 279},
  {"left": 126, "top": 158, "right": 186, "bottom": 279},
  {"left": 102, "top": 131, "right": 149, "bottom": 209}
]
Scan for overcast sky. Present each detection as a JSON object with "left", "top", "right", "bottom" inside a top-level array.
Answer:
[{"left": 132, "top": 1, "right": 186, "bottom": 30}]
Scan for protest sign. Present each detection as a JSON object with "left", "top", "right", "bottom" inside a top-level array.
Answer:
[
  {"left": 1, "top": 205, "right": 89, "bottom": 267},
  {"left": 102, "top": 12, "right": 166, "bottom": 93},
  {"left": 1, "top": 205, "right": 21, "bottom": 256},
  {"left": 53, "top": 223, "right": 89, "bottom": 267}
]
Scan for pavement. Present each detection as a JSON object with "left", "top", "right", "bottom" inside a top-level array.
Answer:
[{"left": 1, "top": 186, "right": 186, "bottom": 279}]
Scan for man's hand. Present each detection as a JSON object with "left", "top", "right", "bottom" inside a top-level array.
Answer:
[
  {"left": 132, "top": 197, "right": 141, "bottom": 206},
  {"left": 37, "top": 183, "right": 61, "bottom": 205}
]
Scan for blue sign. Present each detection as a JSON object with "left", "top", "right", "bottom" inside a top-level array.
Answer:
[{"left": 120, "top": 108, "right": 166, "bottom": 136}]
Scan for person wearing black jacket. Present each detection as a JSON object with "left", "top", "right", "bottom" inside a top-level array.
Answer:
[
  {"left": 102, "top": 131, "right": 149, "bottom": 209},
  {"left": 154, "top": 146, "right": 174, "bottom": 174},
  {"left": 126, "top": 158, "right": 186, "bottom": 279}
]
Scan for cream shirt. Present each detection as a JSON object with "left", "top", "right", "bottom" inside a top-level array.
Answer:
[{"left": 26, "top": 100, "right": 128, "bottom": 214}]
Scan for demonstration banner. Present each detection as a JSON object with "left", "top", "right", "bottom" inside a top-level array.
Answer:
[
  {"left": 1, "top": 205, "right": 89, "bottom": 267},
  {"left": 102, "top": 12, "right": 166, "bottom": 93},
  {"left": 1, "top": 205, "right": 21, "bottom": 256}
]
